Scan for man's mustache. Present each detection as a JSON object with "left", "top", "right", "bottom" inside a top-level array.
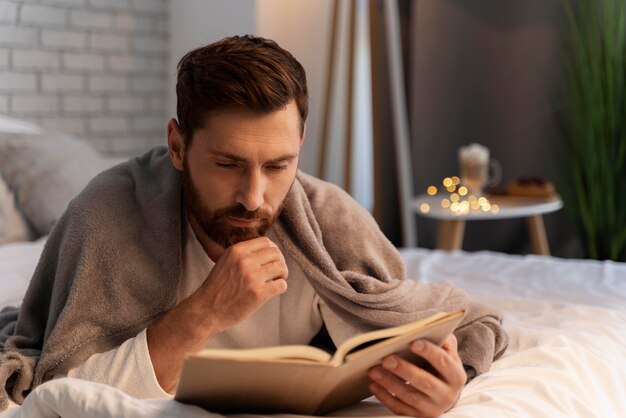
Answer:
[{"left": 218, "top": 204, "right": 271, "bottom": 222}]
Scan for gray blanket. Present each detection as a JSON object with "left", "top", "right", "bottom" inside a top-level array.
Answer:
[{"left": 0, "top": 146, "right": 508, "bottom": 410}]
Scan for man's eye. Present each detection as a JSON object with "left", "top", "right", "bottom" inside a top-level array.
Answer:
[
  {"left": 215, "top": 162, "right": 238, "bottom": 169},
  {"left": 267, "top": 165, "right": 288, "bottom": 171}
]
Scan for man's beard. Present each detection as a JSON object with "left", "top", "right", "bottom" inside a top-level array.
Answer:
[{"left": 182, "top": 159, "right": 283, "bottom": 248}]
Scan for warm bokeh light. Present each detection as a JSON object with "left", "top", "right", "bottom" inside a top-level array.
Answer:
[{"left": 426, "top": 176, "right": 499, "bottom": 216}]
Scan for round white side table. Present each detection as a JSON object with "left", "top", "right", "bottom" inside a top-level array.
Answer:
[{"left": 413, "top": 194, "right": 563, "bottom": 255}]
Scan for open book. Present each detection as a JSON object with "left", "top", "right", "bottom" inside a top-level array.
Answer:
[{"left": 175, "top": 309, "right": 465, "bottom": 415}]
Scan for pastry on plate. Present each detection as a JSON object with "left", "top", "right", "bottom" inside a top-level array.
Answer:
[{"left": 506, "top": 176, "right": 556, "bottom": 197}]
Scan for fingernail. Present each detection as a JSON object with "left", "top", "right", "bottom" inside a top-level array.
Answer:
[
  {"left": 412, "top": 341, "right": 425, "bottom": 352},
  {"left": 370, "top": 369, "right": 383, "bottom": 381},
  {"left": 383, "top": 356, "right": 398, "bottom": 369}
]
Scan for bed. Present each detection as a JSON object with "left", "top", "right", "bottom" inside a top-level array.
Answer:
[
  {"left": 1, "top": 240, "right": 625, "bottom": 417},
  {"left": 1, "top": 117, "right": 625, "bottom": 417}
]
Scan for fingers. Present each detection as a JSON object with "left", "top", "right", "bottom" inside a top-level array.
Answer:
[
  {"left": 368, "top": 337, "right": 466, "bottom": 417},
  {"left": 225, "top": 237, "right": 288, "bottom": 296},
  {"left": 370, "top": 363, "right": 447, "bottom": 415},
  {"left": 368, "top": 382, "right": 420, "bottom": 417},
  {"left": 393, "top": 340, "right": 466, "bottom": 393},
  {"left": 441, "top": 334, "right": 461, "bottom": 362},
  {"left": 229, "top": 236, "right": 279, "bottom": 257},
  {"left": 266, "top": 278, "right": 288, "bottom": 295},
  {"left": 260, "top": 259, "right": 289, "bottom": 281},
  {"left": 195, "top": 237, "right": 289, "bottom": 335},
  {"left": 247, "top": 239, "right": 289, "bottom": 283},
  {"left": 227, "top": 237, "right": 288, "bottom": 279},
  {"left": 252, "top": 243, "right": 287, "bottom": 268},
  {"left": 369, "top": 365, "right": 430, "bottom": 403},
  {"left": 409, "top": 339, "right": 466, "bottom": 388}
]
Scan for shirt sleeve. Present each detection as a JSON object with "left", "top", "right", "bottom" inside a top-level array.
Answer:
[{"left": 65, "top": 328, "right": 172, "bottom": 399}]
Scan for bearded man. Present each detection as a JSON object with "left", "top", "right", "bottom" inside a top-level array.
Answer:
[{"left": 0, "top": 35, "right": 508, "bottom": 417}]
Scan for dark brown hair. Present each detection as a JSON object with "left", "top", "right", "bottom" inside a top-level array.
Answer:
[{"left": 176, "top": 35, "right": 308, "bottom": 142}]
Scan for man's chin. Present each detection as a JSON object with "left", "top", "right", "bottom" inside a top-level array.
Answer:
[
  {"left": 207, "top": 226, "right": 265, "bottom": 248},
  {"left": 227, "top": 229, "right": 264, "bottom": 247}
]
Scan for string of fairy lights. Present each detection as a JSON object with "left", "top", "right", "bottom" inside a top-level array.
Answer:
[{"left": 419, "top": 176, "right": 500, "bottom": 216}]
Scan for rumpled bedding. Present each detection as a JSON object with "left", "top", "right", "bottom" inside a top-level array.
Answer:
[{"left": 1, "top": 243, "right": 625, "bottom": 417}]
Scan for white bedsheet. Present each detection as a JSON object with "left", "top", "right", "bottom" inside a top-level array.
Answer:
[
  {"left": 1, "top": 242, "right": 625, "bottom": 418},
  {"left": 0, "top": 237, "right": 45, "bottom": 308}
]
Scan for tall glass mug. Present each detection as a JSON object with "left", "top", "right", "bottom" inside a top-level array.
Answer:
[{"left": 458, "top": 143, "right": 502, "bottom": 196}]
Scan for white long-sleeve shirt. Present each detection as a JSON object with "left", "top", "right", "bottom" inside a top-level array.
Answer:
[{"left": 65, "top": 222, "right": 356, "bottom": 398}]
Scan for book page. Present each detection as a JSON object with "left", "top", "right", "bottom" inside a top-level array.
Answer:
[
  {"left": 194, "top": 344, "right": 332, "bottom": 363},
  {"left": 329, "top": 310, "right": 462, "bottom": 366}
]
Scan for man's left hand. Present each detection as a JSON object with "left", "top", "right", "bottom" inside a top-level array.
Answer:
[{"left": 368, "top": 334, "right": 466, "bottom": 417}]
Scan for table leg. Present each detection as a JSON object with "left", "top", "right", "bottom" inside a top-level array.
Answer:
[
  {"left": 436, "top": 220, "right": 465, "bottom": 251},
  {"left": 526, "top": 215, "right": 550, "bottom": 256}
]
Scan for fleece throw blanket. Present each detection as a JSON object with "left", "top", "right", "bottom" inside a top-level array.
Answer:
[{"left": 0, "top": 146, "right": 508, "bottom": 410}]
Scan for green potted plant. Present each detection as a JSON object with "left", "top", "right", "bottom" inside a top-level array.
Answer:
[{"left": 561, "top": 0, "right": 626, "bottom": 261}]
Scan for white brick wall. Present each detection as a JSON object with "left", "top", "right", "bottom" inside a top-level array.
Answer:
[
  {"left": 89, "top": 33, "right": 130, "bottom": 52},
  {"left": 12, "top": 94, "right": 59, "bottom": 113},
  {"left": 0, "top": 49, "right": 10, "bottom": 68},
  {"left": 69, "top": 10, "right": 113, "bottom": 30},
  {"left": 0, "top": 26, "right": 38, "bottom": 46},
  {"left": 41, "top": 73, "right": 84, "bottom": 91},
  {"left": 13, "top": 49, "right": 60, "bottom": 69},
  {"left": 0, "top": 72, "right": 37, "bottom": 91},
  {"left": 62, "top": 95, "right": 103, "bottom": 113},
  {"left": 0, "top": 2, "right": 19, "bottom": 22},
  {"left": 88, "top": 74, "right": 127, "bottom": 92},
  {"left": 21, "top": 4, "right": 67, "bottom": 27},
  {"left": 106, "top": 95, "right": 143, "bottom": 113},
  {"left": 0, "top": 0, "right": 169, "bottom": 156},
  {"left": 63, "top": 52, "right": 105, "bottom": 70}
]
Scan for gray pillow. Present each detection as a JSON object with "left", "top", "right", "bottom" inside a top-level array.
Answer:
[
  {"left": 0, "top": 132, "right": 110, "bottom": 237},
  {"left": 0, "top": 174, "right": 32, "bottom": 244}
]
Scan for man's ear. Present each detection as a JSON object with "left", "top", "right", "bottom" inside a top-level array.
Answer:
[{"left": 167, "top": 118, "right": 185, "bottom": 171}]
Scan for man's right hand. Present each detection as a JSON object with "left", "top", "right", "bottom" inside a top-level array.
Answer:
[
  {"left": 147, "top": 236, "right": 288, "bottom": 393},
  {"left": 195, "top": 236, "right": 289, "bottom": 334}
]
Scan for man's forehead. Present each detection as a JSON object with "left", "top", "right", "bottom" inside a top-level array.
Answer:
[
  {"left": 201, "top": 102, "right": 300, "bottom": 127},
  {"left": 191, "top": 103, "right": 303, "bottom": 151},
  {"left": 193, "top": 126, "right": 301, "bottom": 149}
]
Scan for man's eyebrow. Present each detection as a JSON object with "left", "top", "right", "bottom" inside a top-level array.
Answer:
[
  {"left": 266, "top": 154, "right": 298, "bottom": 164},
  {"left": 210, "top": 151, "right": 246, "bottom": 162},
  {"left": 210, "top": 151, "right": 298, "bottom": 164}
]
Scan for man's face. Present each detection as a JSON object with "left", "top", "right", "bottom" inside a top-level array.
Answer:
[{"left": 181, "top": 101, "right": 303, "bottom": 248}]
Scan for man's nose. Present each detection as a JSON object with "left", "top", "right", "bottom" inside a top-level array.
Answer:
[{"left": 236, "top": 171, "right": 264, "bottom": 211}]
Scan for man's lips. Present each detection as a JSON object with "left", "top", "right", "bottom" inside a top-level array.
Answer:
[{"left": 227, "top": 216, "right": 261, "bottom": 228}]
